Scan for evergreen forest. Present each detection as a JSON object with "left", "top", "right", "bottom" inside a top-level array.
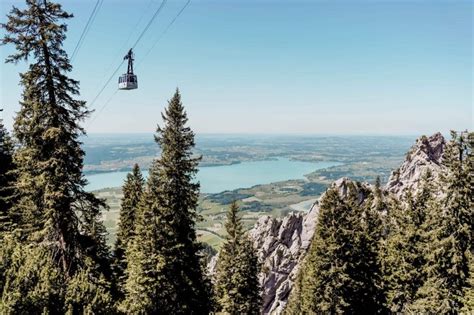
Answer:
[{"left": 0, "top": 1, "right": 472, "bottom": 314}]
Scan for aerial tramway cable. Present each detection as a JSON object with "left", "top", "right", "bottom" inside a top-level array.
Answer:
[
  {"left": 102, "top": 0, "right": 158, "bottom": 76},
  {"left": 86, "top": 0, "right": 192, "bottom": 128},
  {"left": 87, "top": 89, "right": 119, "bottom": 127},
  {"left": 131, "top": 0, "right": 168, "bottom": 50},
  {"left": 138, "top": 0, "right": 191, "bottom": 69},
  {"left": 87, "top": 61, "right": 124, "bottom": 114},
  {"left": 87, "top": 0, "right": 168, "bottom": 111},
  {"left": 71, "top": 0, "right": 103, "bottom": 62}
]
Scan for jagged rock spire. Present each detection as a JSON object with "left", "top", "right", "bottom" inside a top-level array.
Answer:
[{"left": 385, "top": 132, "right": 446, "bottom": 196}]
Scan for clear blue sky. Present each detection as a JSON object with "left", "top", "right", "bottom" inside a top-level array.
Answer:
[{"left": 1, "top": 0, "right": 472, "bottom": 135}]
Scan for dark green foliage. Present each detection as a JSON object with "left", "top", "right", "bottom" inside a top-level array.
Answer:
[
  {"left": 119, "top": 198, "right": 166, "bottom": 313},
  {"left": 286, "top": 182, "right": 385, "bottom": 314},
  {"left": 215, "top": 201, "right": 261, "bottom": 314},
  {"left": 382, "top": 171, "right": 434, "bottom": 312},
  {"left": 461, "top": 252, "right": 474, "bottom": 313},
  {"left": 411, "top": 132, "right": 473, "bottom": 312},
  {"left": 288, "top": 132, "right": 473, "bottom": 314},
  {"left": 215, "top": 201, "right": 244, "bottom": 311},
  {"left": 201, "top": 241, "right": 218, "bottom": 265},
  {"left": 1, "top": 239, "right": 63, "bottom": 313},
  {"left": 0, "top": 118, "right": 16, "bottom": 233},
  {"left": 1, "top": 0, "right": 112, "bottom": 312},
  {"left": 121, "top": 89, "right": 211, "bottom": 314},
  {"left": 235, "top": 237, "right": 262, "bottom": 314},
  {"left": 114, "top": 164, "right": 144, "bottom": 288},
  {"left": 64, "top": 265, "right": 115, "bottom": 314},
  {"left": 357, "top": 186, "right": 387, "bottom": 312},
  {"left": 287, "top": 187, "right": 352, "bottom": 313}
]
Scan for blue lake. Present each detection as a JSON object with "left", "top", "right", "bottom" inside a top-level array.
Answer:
[{"left": 85, "top": 158, "right": 340, "bottom": 194}]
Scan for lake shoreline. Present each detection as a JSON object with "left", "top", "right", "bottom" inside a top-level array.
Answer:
[{"left": 86, "top": 157, "right": 341, "bottom": 193}]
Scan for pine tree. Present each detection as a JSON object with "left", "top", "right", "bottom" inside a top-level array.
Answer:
[
  {"left": 235, "top": 237, "right": 261, "bottom": 314},
  {"left": 215, "top": 201, "right": 261, "bottom": 314},
  {"left": 373, "top": 175, "right": 384, "bottom": 211},
  {"left": 382, "top": 170, "right": 434, "bottom": 312},
  {"left": 1, "top": 0, "right": 112, "bottom": 312},
  {"left": 119, "top": 194, "right": 165, "bottom": 313},
  {"left": 286, "top": 182, "right": 384, "bottom": 314},
  {"left": 461, "top": 252, "right": 474, "bottom": 313},
  {"left": 0, "top": 117, "right": 16, "bottom": 233},
  {"left": 114, "top": 163, "right": 144, "bottom": 288},
  {"left": 0, "top": 117, "right": 17, "bottom": 298},
  {"left": 354, "top": 184, "right": 386, "bottom": 313},
  {"left": 121, "top": 89, "right": 211, "bottom": 314},
  {"left": 294, "top": 187, "right": 356, "bottom": 313},
  {"left": 463, "top": 132, "right": 474, "bottom": 312},
  {"left": 411, "top": 131, "right": 473, "bottom": 313},
  {"left": 216, "top": 201, "right": 244, "bottom": 310}
]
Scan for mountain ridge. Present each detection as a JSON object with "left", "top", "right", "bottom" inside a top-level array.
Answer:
[{"left": 246, "top": 132, "right": 447, "bottom": 314}]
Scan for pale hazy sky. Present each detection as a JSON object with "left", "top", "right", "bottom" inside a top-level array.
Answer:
[{"left": 1, "top": 0, "right": 472, "bottom": 135}]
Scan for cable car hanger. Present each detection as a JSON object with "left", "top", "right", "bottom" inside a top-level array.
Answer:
[{"left": 118, "top": 48, "right": 138, "bottom": 90}]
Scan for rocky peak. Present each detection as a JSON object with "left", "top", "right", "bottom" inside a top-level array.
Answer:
[
  {"left": 249, "top": 212, "right": 305, "bottom": 314},
  {"left": 211, "top": 133, "right": 447, "bottom": 314},
  {"left": 249, "top": 178, "right": 372, "bottom": 314},
  {"left": 385, "top": 132, "right": 446, "bottom": 196}
]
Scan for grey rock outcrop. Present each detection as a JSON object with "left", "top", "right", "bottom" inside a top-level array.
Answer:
[
  {"left": 250, "top": 178, "right": 371, "bottom": 314},
  {"left": 385, "top": 132, "right": 446, "bottom": 196},
  {"left": 211, "top": 133, "right": 447, "bottom": 314},
  {"left": 249, "top": 212, "right": 305, "bottom": 314}
]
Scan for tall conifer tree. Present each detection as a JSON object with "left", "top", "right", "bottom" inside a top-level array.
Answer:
[
  {"left": 355, "top": 185, "right": 386, "bottom": 312},
  {"left": 463, "top": 132, "right": 474, "bottom": 311},
  {"left": 121, "top": 89, "right": 211, "bottom": 314},
  {"left": 286, "top": 182, "right": 384, "bottom": 313},
  {"left": 0, "top": 117, "right": 17, "bottom": 296},
  {"left": 1, "top": 0, "right": 112, "bottom": 312},
  {"left": 0, "top": 117, "right": 16, "bottom": 232},
  {"left": 215, "top": 201, "right": 261, "bottom": 314},
  {"left": 114, "top": 163, "right": 144, "bottom": 288},
  {"left": 462, "top": 253, "right": 474, "bottom": 312},
  {"left": 412, "top": 131, "right": 473, "bottom": 312},
  {"left": 382, "top": 171, "right": 434, "bottom": 312}
]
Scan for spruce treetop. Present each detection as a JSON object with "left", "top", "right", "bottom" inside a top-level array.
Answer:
[{"left": 121, "top": 89, "right": 211, "bottom": 314}]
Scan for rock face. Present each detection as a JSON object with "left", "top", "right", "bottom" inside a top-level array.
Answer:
[
  {"left": 211, "top": 133, "right": 447, "bottom": 314},
  {"left": 385, "top": 132, "right": 446, "bottom": 196},
  {"left": 249, "top": 212, "right": 305, "bottom": 314},
  {"left": 250, "top": 178, "right": 371, "bottom": 314}
]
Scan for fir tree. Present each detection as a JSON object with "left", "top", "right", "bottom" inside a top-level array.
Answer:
[
  {"left": 121, "top": 89, "right": 211, "bottom": 314},
  {"left": 461, "top": 252, "right": 474, "bottom": 313},
  {"left": 286, "top": 182, "right": 385, "bottom": 314},
  {"left": 464, "top": 132, "right": 474, "bottom": 312},
  {"left": 411, "top": 131, "right": 473, "bottom": 312},
  {"left": 215, "top": 201, "right": 261, "bottom": 314},
  {"left": 0, "top": 117, "right": 16, "bottom": 233},
  {"left": 1, "top": 0, "right": 112, "bottom": 312},
  {"left": 235, "top": 237, "right": 261, "bottom": 314},
  {"left": 293, "top": 187, "right": 356, "bottom": 313},
  {"left": 0, "top": 118, "right": 17, "bottom": 299},
  {"left": 373, "top": 175, "right": 384, "bottom": 211},
  {"left": 355, "top": 185, "right": 386, "bottom": 313},
  {"left": 382, "top": 171, "right": 434, "bottom": 312},
  {"left": 114, "top": 163, "right": 144, "bottom": 288}
]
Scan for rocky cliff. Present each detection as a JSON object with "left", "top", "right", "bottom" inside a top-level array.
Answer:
[
  {"left": 249, "top": 178, "right": 372, "bottom": 314},
  {"left": 385, "top": 132, "right": 446, "bottom": 195},
  {"left": 247, "top": 132, "right": 446, "bottom": 314}
]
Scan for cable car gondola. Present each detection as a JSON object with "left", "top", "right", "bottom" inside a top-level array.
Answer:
[{"left": 118, "top": 48, "right": 138, "bottom": 90}]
